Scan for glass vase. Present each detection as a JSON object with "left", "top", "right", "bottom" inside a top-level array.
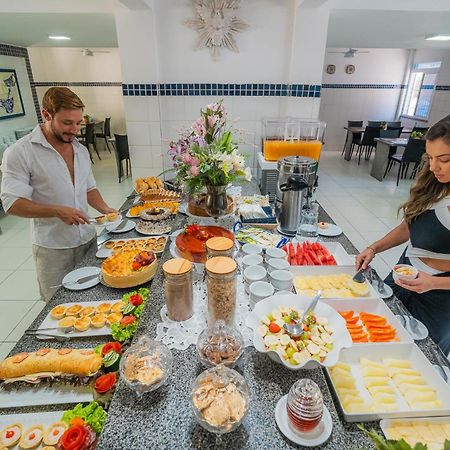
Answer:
[{"left": 205, "top": 184, "right": 228, "bottom": 218}]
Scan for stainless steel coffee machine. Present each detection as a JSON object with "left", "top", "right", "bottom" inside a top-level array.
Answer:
[{"left": 275, "top": 156, "right": 318, "bottom": 236}]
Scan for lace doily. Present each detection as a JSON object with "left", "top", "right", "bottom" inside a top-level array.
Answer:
[{"left": 155, "top": 268, "right": 254, "bottom": 350}]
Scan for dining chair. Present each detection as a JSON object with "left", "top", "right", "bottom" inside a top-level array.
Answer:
[
  {"left": 412, "top": 126, "right": 429, "bottom": 135},
  {"left": 341, "top": 120, "right": 363, "bottom": 156},
  {"left": 368, "top": 121, "right": 382, "bottom": 127},
  {"left": 79, "top": 123, "right": 101, "bottom": 161},
  {"left": 354, "top": 126, "right": 380, "bottom": 164},
  {"left": 95, "top": 117, "right": 113, "bottom": 153},
  {"left": 386, "top": 126, "right": 403, "bottom": 137},
  {"left": 114, "top": 133, "right": 132, "bottom": 183},
  {"left": 383, "top": 137, "right": 426, "bottom": 185},
  {"left": 386, "top": 121, "right": 402, "bottom": 127}
]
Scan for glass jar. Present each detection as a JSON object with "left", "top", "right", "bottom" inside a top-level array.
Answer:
[
  {"left": 296, "top": 201, "right": 319, "bottom": 243},
  {"left": 162, "top": 258, "right": 194, "bottom": 322},
  {"left": 205, "top": 256, "right": 237, "bottom": 326},
  {"left": 286, "top": 378, "right": 323, "bottom": 434},
  {"left": 206, "top": 237, "right": 234, "bottom": 260}
]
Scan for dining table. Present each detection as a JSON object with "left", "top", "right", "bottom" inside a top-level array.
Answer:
[
  {"left": 370, "top": 137, "right": 408, "bottom": 181},
  {"left": 1, "top": 181, "right": 449, "bottom": 450},
  {"left": 342, "top": 127, "right": 412, "bottom": 161}
]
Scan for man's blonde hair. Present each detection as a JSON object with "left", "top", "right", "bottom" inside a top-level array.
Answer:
[{"left": 42, "top": 87, "right": 85, "bottom": 115}]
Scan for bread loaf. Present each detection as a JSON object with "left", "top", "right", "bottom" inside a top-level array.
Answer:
[{"left": 0, "top": 348, "right": 102, "bottom": 380}]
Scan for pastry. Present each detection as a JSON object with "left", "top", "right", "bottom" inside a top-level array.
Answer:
[
  {"left": 95, "top": 215, "right": 107, "bottom": 224},
  {"left": 1, "top": 423, "right": 22, "bottom": 447},
  {"left": 96, "top": 303, "right": 111, "bottom": 314},
  {"left": 101, "top": 250, "right": 157, "bottom": 288},
  {"left": 74, "top": 317, "right": 91, "bottom": 332},
  {"left": 19, "top": 426, "right": 43, "bottom": 449},
  {"left": 106, "top": 312, "right": 123, "bottom": 325},
  {"left": 43, "top": 422, "right": 67, "bottom": 446},
  {"left": 65, "top": 304, "right": 83, "bottom": 316},
  {"left": 91, "top": 313, "right": 107, "bottom": 328},
  {"left": 107, "top": 212, "right": 119, "bottom": 222},
  {"left": 0, "top": 349, "right": 102, "bottom": 380},
  {"left": 111, "top": 301, "right": 126, "bottom": 313},
  {"left": 50, "top": 305, "right": 66, "bottom": 320},
  {"left": 105, "top": 241, "right": 115, "bottom": 249},
  {"left": 139, "top": 207, "right": 171, "bottom": 222},
  {"left": 128, "top": 201, "right": 179, "bottom": 217},
  {"left": 79, "top": 306, "right": 95, "bottom": 317},
  {"left": 58, "top": 316, "right": 75, "bottom": 329}
]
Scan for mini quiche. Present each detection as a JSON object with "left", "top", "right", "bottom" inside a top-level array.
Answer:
[
  {"left": 111, "top": 301, "right": 126, "bottom": 313},
  {"left": 79, "top": 306, "right": 96, "bottom": 317},
  {"left": 96, "top": 303, "right": 112, "bottom": 314},
  {"left": 65, "top": 304, "right": 83, "bottom": 316},
  {"left": 19, "top": 425, "right": 44, "bottom": 449},
  {"left": 1, "top": 423, "right": 23, "bottom": 447},
  {"left": 58, "top": 316, "right": 75, "bottom": 329},
  {"left": 50, "top": 305, "right": 66, "bottom": 320},
  {"left": 91, "top": 313, "right": 107, "bottom": 328},
  {"left": 74, "top": 317, "right": 91, "bottom": 332},
  {"left": 107, "top": 312, "right": 123, "bottom": 325},
  {"left": 43, "top": 421, "right": 68, "bottom": 446}
]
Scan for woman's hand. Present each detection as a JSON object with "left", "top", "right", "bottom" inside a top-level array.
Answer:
[
  {"left": 395, "top": 271, "right": 437, "bottom": 294},
  {"left": 355, "top": 248, "right": 376, "bottom": 271}
]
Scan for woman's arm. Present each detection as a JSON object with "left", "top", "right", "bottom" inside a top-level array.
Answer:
[
  {"left": 356, "top": 221, "right": 410, "bottom": 270},
  {"left": 396, "top": 272, "right": 450, "bottom": 293}
]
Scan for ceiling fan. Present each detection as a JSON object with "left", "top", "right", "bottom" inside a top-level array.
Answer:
[
  {"left": 328, "top": 48, "right": 370, "bottom": 58},
  {"left": 70, "top": 48, "right": 111, "bottom": 56}
]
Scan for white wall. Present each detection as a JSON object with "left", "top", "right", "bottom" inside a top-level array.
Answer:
[
  {"left": 27, "top": 47, "right": 126, "bottom": 136},
  {"left": 319, "top": 48, "right": 409, "bottom": 151},
  {"left": 115, "top": 0, "right": 329, "bottom": 180},
  {"left": 0, "top": 54, "right": 38, "bottom": 135}
]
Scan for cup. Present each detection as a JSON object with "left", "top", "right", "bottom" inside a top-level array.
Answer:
[
  {"left": 296, "top": 202, "right": 319, "bottom": 243},
  {"left": 267, "top": 258, "right": 290, "bottom": 274},
  {"left": 265, "top": 247, "right": 287, "bottom": 261},
  {"left": 242, "top": 254, "right": 264, "bottom": 270},
  {"left": 242, "top": 243, "right": 263, "bottom": 256},
  {"left": 249, "top": 281, "right": 275, "bottom": 305},
  {"left": 243, "top": 265, "right": 267, "bottom": 286},
  {"left": 269, "top": 270, "right": 293, "bottom": 291},
  {"left": 392, "top": 264, "right": 418, "bottom": 282},
  {"left": 274, "top": 290, "right": 293, "bottom": 296}
]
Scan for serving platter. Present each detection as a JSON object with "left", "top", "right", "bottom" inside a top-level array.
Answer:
[
  {"left": 290, "top": 241, "right": 354, "bottom": 266},
  {"left": 96, "top": 236, "right": 168, "bottom": 258},
  {"left": 326, "top": 343, "right": 450, "bottom": 422},
  {"left": 0, "top": 411, "right": 65, "bottom": 449},
  {"left": 36, "top": 300, "right": 122, "bottom": 340}
]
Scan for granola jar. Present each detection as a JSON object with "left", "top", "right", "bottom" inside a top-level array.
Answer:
[
  {"left": 206, "top": 237, "right": 234, "bottom": 259},
  {"left": 162, "top": 258, "right": 194, "bottom": 322},
  {"left": 205, "top": 256, "right": 237, "bottom": 326}
]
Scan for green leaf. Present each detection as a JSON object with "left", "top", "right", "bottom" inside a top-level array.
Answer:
[{"left": 444, "top": 440, "right": 450, "bottom": 450}]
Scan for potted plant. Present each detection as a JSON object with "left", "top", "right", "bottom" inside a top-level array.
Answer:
[{"left": 411, "top": 131, "right": 425, "bottom": 139}]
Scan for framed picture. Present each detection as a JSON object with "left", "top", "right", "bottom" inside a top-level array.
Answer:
[
  {"left": 326, "top": 64, "right": 336, "bottom": 74},
  {"left": 345, "top": 64, "right": 355, "bottom": 75},
  {"left": 0, "top": 69, "right": 25, "bottom": 120}
]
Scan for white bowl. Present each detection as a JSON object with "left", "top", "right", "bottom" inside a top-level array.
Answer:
[
  {"left": 392, "top": 264, "right": 418, "bottom": 282},
  {"left": 267, "top": 258, "right": 290, "bottom": 274},
  {"left": 242, "top": 243, "right": 263, "bottom": 256},
  {"left": 265, "top": 247, "right": 287, "bottom": 261},
  {"left": 242, "top": 254, "right": 264, "bottom": 270},
  {"left": 249, "top": 281, "right": 275, "bottom": 304},
  {"left": 269, "top": 269, "right": 293, "bottom": 291},
  {"left": 274, "top": 290, "right": 293, "bottom": 296},
  {"left": 245, "top": 294, "right": 352, "bottom": 370},
  {"left": 243, "top": 265, "right": 267, "bottom": 285}
]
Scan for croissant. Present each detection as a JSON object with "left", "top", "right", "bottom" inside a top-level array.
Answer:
[{"left": 0, "top": 348, "right": 102, "bottom": 380}]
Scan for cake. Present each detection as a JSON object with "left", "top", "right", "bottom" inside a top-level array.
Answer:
[
  {"left": 175, "top": 225, "right": 234, "bottom": 263},
  {"left": 188, "top": 194, "right": 234, "bottom": 217},
  {"left": 101, "top": 250, "right": 157, "bottom": 288}
]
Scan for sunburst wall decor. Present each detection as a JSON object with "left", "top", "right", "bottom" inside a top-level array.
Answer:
[{"left": 185, "top": 0, "right": 249, "bottom": 59}]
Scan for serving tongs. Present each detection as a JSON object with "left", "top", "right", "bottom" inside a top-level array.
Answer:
[{"left": 25, "top": 326, "right": 74, "bottom": 341}]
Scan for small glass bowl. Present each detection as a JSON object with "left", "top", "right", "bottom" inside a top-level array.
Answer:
[
  {"left": 191, "top": 365, "right": 249, "bottom": 435},
  {"left": 196, "top": 320, "right": 244, "bottom": 368},
  {"left": 119, "top": 335, "right": 173, "bottom": 396}
]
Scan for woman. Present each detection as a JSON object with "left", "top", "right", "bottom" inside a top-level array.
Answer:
[{"left": 356, "top": 115, "right": 450, "bottom": 356}]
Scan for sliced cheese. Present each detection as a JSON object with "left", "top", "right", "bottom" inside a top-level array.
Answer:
[
  {"left": 404, "top": 390, "right": 437, "bottom": 404},
  {"left": 383, "top": 358, "right": 411, "bottom": 368},
  {"left": 332, "top": 374, "right": 356, "bottom": 389},
  {"left": 387, "top": 367, "right": 422, "bottom": 377},
  {"left": 363, "top": 376, "right": 391, "bottom": 388},
  {"left": 362, "top": 366, "right": 389, "bottom": 378},
  {"left": 392, "top": 374, "right": 425, "bottom": 385}
]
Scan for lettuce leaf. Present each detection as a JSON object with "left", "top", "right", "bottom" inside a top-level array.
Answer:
[
  {"left": 110, "top": 320, "right": 139, "bottom": 342},
  {"left": 61, "top": 401, "right": 107, "bottom": 434}
]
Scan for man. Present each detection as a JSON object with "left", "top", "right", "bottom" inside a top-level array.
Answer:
[{"left": 0, "top": 87, "right": 116, "bottom": 301}]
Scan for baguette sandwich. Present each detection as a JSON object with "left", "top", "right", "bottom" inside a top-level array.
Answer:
[{"left": 0, "top": 348, "right": 102, "bottom": 385}]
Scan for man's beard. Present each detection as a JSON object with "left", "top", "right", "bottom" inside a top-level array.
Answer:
[{"left": 51, "top": 123, "right": 76, "bottom": 143}]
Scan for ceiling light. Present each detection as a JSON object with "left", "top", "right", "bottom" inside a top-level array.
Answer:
[
  {"left": 426, "top": 35, "right": 450, "bottom": 41},
  {"left": 48, "top": 35, "right": 71, "bottom": 40}
]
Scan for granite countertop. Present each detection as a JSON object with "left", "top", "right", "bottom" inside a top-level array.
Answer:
[{"left": 1, "top": 182, "right": 448, "bottom": 450}]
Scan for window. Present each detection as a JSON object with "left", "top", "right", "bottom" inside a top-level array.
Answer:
[{"left": 402, "top": 61, "right": 441, "bottom": 120}]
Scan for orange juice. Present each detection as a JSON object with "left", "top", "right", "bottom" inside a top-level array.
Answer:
[{"left": 263, "top": 140, "right": 322, "bottom": 161}]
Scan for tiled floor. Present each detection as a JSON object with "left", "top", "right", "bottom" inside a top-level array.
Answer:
[{"left": 0, "top": 150, "right": 412, "bottom": 358}]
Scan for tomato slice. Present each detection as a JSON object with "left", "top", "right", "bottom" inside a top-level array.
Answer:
[
  {"left": 120, "top": 315, "right": 136, "bottom": 326},
  {"left": 95, "top": 372, "right": 117, "bottom": 394},
  {"left": 101, "top": 341, "right": 122, "bottom": 356}
]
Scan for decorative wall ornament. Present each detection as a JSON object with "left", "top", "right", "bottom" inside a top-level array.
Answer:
[
  {"left": 185, "top": 0, "right": 249, "bottom": 59},
  {"left": 345, "top": 64, "right": 356, "bottom": 75},
  {"left": 0, "top": 69, "right": 25, "bottom": 120},
  {"left": 326, "top": 64, "right": 336, "bottom": 75}
]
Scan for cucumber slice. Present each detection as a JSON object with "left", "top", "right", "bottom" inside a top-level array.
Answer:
[{"left": 103, "top": 351, "right": 120, "bottom": 372}]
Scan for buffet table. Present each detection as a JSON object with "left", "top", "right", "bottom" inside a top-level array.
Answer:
[{"left": 1, "top": 182, "right": 448, "bottom": 450}]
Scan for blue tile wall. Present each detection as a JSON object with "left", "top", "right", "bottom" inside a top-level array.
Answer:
[{"left": 321, "top": 84, "right": 407, "bottom": 89}]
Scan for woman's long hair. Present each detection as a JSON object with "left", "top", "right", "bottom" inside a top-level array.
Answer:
[{"left": 400, "top": 115, "right": 450, "bottom": 224}]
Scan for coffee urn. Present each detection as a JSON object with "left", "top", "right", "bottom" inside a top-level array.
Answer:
[{"left": 275, "top": 156, "right": 318, "bottom": 236}]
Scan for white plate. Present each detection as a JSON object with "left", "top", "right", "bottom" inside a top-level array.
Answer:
[
  {"left": 62, "top": 267, "right": 100, "bottom": 290},
  {"left": 290, "top": 265, "right": 379, "bottom": 299},
  {"left": 290, "top": 240, "right": 354, "bottom": 266},
  {"left": 106, "top": 219, "right": 136, "bottom": 233},
  {"left": 321, "top": 297, "right": 413, "bottom": 344},
  {"left": 96, "top": 236, "right": 168, "bottom": 258},
  {"left": 395, "top": 315, "right": 429, "bottom": 340},
  {"left": 375, "top": 282, "right": 393, "bottom": 300},
  {"left": 275, "top": 395, "right": 332, "bottom": 447},
  {"left": 245, "top": 294, "right": 352, "bottom": 370},
  {"left": 318, "top": 223, "right": 342, "bottom": 237},
  {"left": 326, "top": 343, "right": 450, "bottom": 422},
  {"left": 90, "top": 213, "right": 122, "bottom": 226},
  {"left": 0, "top": 410, "right": 66, "bottom": 448},
  {"left": 0, "top": 383, "right": 93, "bottom": 409},
  {"left": 36, "top": 300, "right": 121, "bottom": 340}
]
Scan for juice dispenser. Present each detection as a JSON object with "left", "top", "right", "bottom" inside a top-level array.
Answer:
[{"left": 262, "top": 118, "right": 326, "bottom": 161}]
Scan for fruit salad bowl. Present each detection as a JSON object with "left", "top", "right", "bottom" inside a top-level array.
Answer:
[{"left": 245, "top": 294, "right": 352, "bottom": 370}]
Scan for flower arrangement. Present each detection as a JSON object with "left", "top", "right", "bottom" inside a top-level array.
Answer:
[{"left": 167, "top": 101, "right": 251, "bottom": 193}]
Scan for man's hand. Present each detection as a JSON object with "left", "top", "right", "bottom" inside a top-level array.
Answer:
[
  {"left": 100, "top": 206, "right": 118, "bottom": 215},
  {"left": 55, "top": 206, "right": 90, "bottom": 225},
  {"left": 395, "top": 271, "right": 437, "bottom": 294}
]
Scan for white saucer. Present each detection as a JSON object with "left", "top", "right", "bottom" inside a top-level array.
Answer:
[
  {"left": 372, "top": 282, "right": 393, "bottom": 299},
  {"left": 90, "top": 213, "right": 122, "bottom": 227},
  {"left": 275, "top": 395, "right": 332, "bottom": 447},
  {"left": 395, "top": 315, "right": 429, "bottom": 340},
  {"left": 318, "top": 223, "right": 342, "bottom": 237},
  {"left": 106, "top": 220, "right": 136, "bottom": 233},
  {"left": 62, "top": 267, "right": 101, "bottom": 290},
  {"left": 433, "top": 364, "right": 450, "bottom": 385}
]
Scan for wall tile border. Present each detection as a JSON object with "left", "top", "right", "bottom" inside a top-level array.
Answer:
[
  {"left": 32, "top": 81, "right": 122, "bottom": 87},
  {"left": 435, "top": 85, "right": 450, "bottom": 91},
  {"left": 321, "top": 83, "right": 407, "bottom": 89},
  {"left": 0, "top": 43, "right": 41, "bottom": 121}
]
